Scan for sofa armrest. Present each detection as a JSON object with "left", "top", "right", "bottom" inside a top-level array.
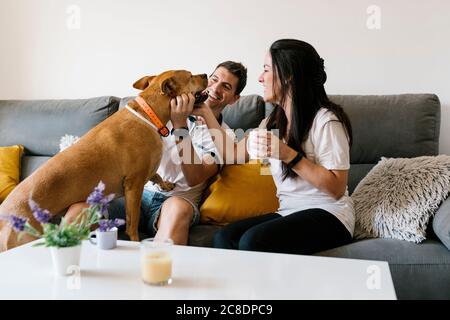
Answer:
[{"left": 433, "top": 196, "right": 450, "bottom": 250}]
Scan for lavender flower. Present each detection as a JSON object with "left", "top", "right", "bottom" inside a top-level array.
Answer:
[
  {"left": 87, "top": 181, "right": 106, "bottom": 206},
  {"left": 114, "top": 218, "right": 125, "bottom": 228},
  {"left": 98, "top": 220, "right": 112, "bottom": 232},
  {"left": 3, "top": 215, "right": 28, "bottom": 232},
  {"left": 86, "top": 181, "right": 115, "bottom": 215},
  {"left": 29, "top": 199, "right": 51, "bottom": 224},
  {"left": 98, "top": 218, "right": 125, "bottom": 232}
]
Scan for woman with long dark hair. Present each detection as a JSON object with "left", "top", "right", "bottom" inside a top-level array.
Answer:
[{"left": 195, "top": 39, "right": 354, "bottom": 254}]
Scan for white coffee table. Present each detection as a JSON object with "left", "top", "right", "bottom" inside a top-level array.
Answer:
[{"left": 0, "top": 240, "right": 396, "bottom": 300}]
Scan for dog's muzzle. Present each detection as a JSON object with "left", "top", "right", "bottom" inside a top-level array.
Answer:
[{"left": 194, "top": 91, "right": 208, "bottom": 104}]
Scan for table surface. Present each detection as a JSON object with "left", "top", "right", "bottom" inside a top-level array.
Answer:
[{"left": 0, "top": 240, "right": 396, "bottom": 300}]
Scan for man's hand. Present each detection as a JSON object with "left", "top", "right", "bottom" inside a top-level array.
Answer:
[{"left": 170, "top": 93, "right": 195, "bottom": 129}]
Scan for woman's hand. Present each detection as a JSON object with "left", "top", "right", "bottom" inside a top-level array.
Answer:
[
  {"left": 191, "top": 102, "right": 211, "bottom": 118},
  {"left": 249, "top": 130, "right": 298, "bottom": 163},
  {"left": 170, "top": 93, "right": 195, "bottom": 129}
]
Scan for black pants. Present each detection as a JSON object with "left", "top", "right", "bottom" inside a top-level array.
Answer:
[{"left": 213, "top": 208, "right": 352, "bottom": 255}]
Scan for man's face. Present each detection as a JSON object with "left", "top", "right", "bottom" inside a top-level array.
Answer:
[{"left": 204, "top": 67, "right": 240, "bottom": 109}]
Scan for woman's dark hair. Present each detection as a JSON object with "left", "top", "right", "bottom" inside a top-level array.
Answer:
[{"left": 266, "top": 39, "right": 353, "bottom": 180}]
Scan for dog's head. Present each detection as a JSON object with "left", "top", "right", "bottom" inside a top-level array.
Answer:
[{"left": 133, "top": 70, "right": 208, "bottom": 105}]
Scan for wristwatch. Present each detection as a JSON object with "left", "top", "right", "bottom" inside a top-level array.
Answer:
[
  {"left": 287, "top": 151, "right": 305, "bottom": 169},
  {"left": 171, "top": 126, "right": 189, "bottom": 142}
]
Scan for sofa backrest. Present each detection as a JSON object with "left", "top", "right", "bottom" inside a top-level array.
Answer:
[
  {"left": 333, "top": 94, "right": 440, "bottom": 193},
  {"left": 2, "top": 93, "right": 439, "bottom": 192},
  {"left": 0, "top": 96, "right": 120, "bottom": 180},
  {"left": 222, "top": 95, "right": 267, "bottom": 132},
  {"left": 222, "top": 94, "right": 441, "bottom": 194}
]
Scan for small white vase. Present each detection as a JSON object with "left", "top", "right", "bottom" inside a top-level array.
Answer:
[{"left": 50, "top": 245, "right": 82, "bottom": 276}]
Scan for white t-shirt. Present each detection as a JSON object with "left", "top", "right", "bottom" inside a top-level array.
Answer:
[
  {"left": 145, "top": 115, "right": 234, "bottom": 205},
  {"left": 259, "top": 108, "right": 355, "bottom": 236}
]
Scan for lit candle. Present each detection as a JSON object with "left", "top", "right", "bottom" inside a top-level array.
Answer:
[
  {"left": 141, "top": 251, "right": 172, "bottom": 285},
  {"left": 140, "top": 238, "right": 173, "bottom": 286}
]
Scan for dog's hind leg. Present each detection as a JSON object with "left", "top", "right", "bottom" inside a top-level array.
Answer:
[
  {"left": 123, "top": 177, "right": 146, "bottom": 242},
  {"left": 150, "top": 173, "right": 175, "bottom": 192}
]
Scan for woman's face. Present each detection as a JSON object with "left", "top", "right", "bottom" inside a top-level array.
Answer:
[{"left": 258, "top": 52, "right": 281, "bottom": 104}]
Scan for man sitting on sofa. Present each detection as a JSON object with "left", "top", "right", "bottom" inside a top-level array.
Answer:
[{"left": 65, "top": 61, "right": 247, "bottom": 245}]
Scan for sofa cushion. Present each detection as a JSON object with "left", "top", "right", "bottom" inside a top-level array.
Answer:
[
  {"left": 222, "top": 95, "right": 266, "bottom": 132},
  {"left": 0, "top": 96, "right": 120, "bottom": 157},
  {"left": 347, "top": 164, "right": 375, "bottom": 195},
  {"left": 0, "top": 145, "right": 24, "bottom": 202},
  {"left": 20, "top": 156, "right": 52, "bottom": 181},
  {"left": 330, "top": 94, "right": 440, "bottom": 164},
  {"left": 352, "top": 155, "right": 450, "bottom": 243},
  {"left": 200, "top": 161, "right": 279, "bottom": 225},
  {"left": 188, "top": 224, "right": 222, "bottom": 247},
  {"left": 119, "top": 96, "right": 134, "bottom": 109},
  {"left": 433, "top": 197, "right": 450, "bottom": 250},
  {"left": 316, "top": 238, "right": 450, "bottom": 264}
]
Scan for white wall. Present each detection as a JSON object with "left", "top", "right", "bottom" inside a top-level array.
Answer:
[{"left": 1, "top": 0, "right": 449, "bottom": 153}]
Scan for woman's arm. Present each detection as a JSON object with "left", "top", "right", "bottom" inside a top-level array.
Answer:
[
  {"left": 256, "top": 132, "right": 348, "bottom": 200},
  {"left": 285, "top": 150, "right": 348, "bottom": 200},
  {"left": 192, "top": 104, "right": 249, "bottom": 164}
]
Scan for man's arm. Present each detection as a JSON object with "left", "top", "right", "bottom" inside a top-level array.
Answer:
[
  {"left": 171, "top": 94, "right": 220, "bottom": 187},
  {"left": 174, "top": 134, "right": 219, "bottom": 186}
]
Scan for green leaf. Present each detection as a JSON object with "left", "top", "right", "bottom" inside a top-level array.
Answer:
[
  {"left": 24, "top": 223, "right": 42, "bottom": 238},
  {"left": 32, "top": 241, "right": 46, "bottom": 247}
]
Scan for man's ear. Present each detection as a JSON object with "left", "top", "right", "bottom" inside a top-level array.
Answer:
[
  {"left": 133, "top": 75, "right": 156, "bottom": 90},
  {"left": 161, "top": 77, "right": 178, "bottom": 97},
  {"left": 229, "top": 94, "right": 240, "bottom": 106}
]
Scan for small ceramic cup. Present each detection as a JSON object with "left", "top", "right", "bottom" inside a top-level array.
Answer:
[{"left": 89, "top": 227, "right": 118, "bottom": 250}]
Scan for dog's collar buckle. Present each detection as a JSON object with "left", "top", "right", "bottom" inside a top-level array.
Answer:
[
  {"left": 158, "top": 127, "right": 170, "bottom": 137},
  {"left": 135, "top": 96, "right": 169, "bottom": 137}
]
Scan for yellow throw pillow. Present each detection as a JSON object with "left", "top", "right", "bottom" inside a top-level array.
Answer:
[
  {"left": 200, "top": 161, "right": 279, "bottom": 225},
  {"left": 0, "top": 145, "right": 24, "bottom": 203}
]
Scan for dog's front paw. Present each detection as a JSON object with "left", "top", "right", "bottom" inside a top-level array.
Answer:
[{"left": 159, "top": 181, "right": 176, "bottom": 192}]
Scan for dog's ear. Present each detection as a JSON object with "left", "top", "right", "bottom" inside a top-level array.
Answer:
[
  {"left": 161, "top": 77, "right": 178, "bottom": 97},
  {"left": 133, "top": 75, "right": 156, "bottom": 90}
]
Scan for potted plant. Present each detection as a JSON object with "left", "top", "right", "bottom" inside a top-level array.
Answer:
[{"left": 1, "top": 181, "right": 120, "bottom": 276}]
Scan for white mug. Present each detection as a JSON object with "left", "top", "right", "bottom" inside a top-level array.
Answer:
[
  {"left": 246, "top": 129, "right": 268, "bottom": 160},
  {"left": 89, "top": 228, "right": 118, "bottom": 250}
]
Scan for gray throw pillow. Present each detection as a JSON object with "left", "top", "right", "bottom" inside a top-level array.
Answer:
[{"left": 352, "top": 155, "right": 450, "bottom": 243}]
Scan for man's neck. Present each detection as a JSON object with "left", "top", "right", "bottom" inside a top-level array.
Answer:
[
  {"left": 205, "top": 102, "right": 224, "bottom": 121},
  {"left": 212, "top": 107, "right": 223, "bottom": 120}
]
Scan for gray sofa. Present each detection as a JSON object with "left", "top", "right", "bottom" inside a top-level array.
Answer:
[{"left": 1, "top": 93, "right": 449, "bottom": 299}]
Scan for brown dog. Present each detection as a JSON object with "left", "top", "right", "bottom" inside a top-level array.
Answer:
[{"left": 0, "top": 70, "right": 208, "bottom": 251}]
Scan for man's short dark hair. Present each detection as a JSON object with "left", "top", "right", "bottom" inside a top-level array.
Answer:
[{"left": 213, "top": 61, "right": 247, "bottom": 95}]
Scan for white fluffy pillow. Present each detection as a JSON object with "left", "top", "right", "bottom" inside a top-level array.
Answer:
[
  {"left": 59, "top": 134, "right": 80, "bottom": 152},
  {"left": 352, "top": 155, "right": 450, "bottom": 243}
]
